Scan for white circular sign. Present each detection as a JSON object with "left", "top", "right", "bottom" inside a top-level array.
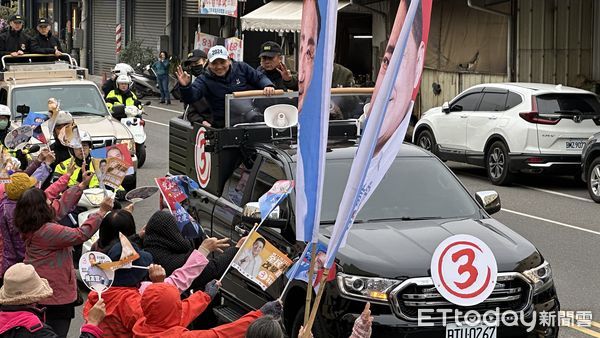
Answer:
[
  {"left": 430, "top": 234, "right": 498, "bottom": 307},
  {"left": 79, "top": 251, "right": 114, "bottom": 294},
  {"left": 194, "top": 127, "right": 211, "bottom": 189}
]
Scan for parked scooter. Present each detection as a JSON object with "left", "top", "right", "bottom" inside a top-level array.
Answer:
[
  {"left": 131, "top": 62, "right": 177, "bottom": 99},
  {"left": 111, "top": 102, "right": 150, "bottom": 168}
]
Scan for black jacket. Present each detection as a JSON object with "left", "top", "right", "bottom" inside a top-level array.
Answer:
[
  {"left": 0, "top": 29, "right": 29, "bottom": 56},
  {"left": 29, "top": 32, "right": 62, "bottom": 54},
  {"left": 102, "top": 78, "right": 115, "bottom": 97},
  {"left": 257, "top": 66, "right": 298, "bottom": 91}
]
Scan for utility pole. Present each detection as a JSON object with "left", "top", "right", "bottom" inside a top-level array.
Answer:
[{"left": 116, "top": 0, "right": 122, "bottom": 62}]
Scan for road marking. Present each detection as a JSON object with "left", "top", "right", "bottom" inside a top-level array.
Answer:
[
  {"left": 514, "top": 184, "right": 594, "bottom": 203},
  {"left": 567, "top": 325, "right": 600, "bottom": 337},
  {"left": 502, "top": 208, "right": 600, "bottom": 236},
  {"left": 593, "top": 322, "right": 600, "bottom": 329},
  {"left": 147, "top": 105, "right": 183, "bottom": 114},
  {"left": 144, "top": 119, "right": 169, "bottom": 127}
]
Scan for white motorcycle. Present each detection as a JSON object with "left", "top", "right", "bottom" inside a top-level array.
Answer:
[{"left": 111, "top": 103, "right": 150, "bottom": 168}]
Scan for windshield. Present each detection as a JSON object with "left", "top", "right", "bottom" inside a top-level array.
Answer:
[
  {"left": 318, "top": 157, "right": 480, "bottom": 223},
  {"left": 536, "top": 94, "right": 600, "bottom": 115},
  {"left": 11, "top": 85, "right": 109, "bottom": 117}
]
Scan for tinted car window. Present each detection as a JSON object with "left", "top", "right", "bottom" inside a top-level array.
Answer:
[
  {"left": 505, "top": 92, "right": 522, "bottom": 110},
  {"left": 536, "top": 94, "right": 600, "bottom": 115},
  {"left": 478, "top": 92, "right": 508, "bottom": 111},
  {"left": 319, "top": 157, "right": 480, "bottom": 222},
  {"left": 223, "top": 163, "right": 253, "bottom": 207},
  {"left": 452, "top": 93, "right": 483, "bottom": 111}
]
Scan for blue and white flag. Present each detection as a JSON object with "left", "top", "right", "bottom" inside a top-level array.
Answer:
[
  {"left": 258, "top": 180, "right": 295, "bottom": 222},
  {"left": 325, "top": 0, "right": 432, "bottom": 268},
  {"left": 295, "top": 0, "right": 339, "bottom": 243},
  {"left": 174, "top": 201, "right": 203, "bottom": 239}
]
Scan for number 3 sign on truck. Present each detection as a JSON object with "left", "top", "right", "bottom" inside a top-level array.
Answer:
[{"left": 430, "top": 234, "right": 498, "bottom": 307}]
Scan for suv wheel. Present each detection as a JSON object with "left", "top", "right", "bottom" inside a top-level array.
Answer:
[
  {"left": 416, "top": 129, "right": 436, "bottom": 154},
  {"left": 486, "top": 141, "right": 513, "bottom": 185},
  {"left": 587, "top": 158, "right": 600, "bottom": 203}
]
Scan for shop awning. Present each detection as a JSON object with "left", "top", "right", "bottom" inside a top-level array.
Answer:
[{"left": 241, "top": 1, "right": 351, "bottom": 33}]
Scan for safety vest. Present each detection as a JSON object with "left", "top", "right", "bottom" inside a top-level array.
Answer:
[
  {"left": 105, "top": 89, "right": 142, "bottom": 111},
  {"left": 54, "top": 157, "right": 100, "bottom": 188}
]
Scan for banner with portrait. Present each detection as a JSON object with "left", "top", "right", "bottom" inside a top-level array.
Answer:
[
  {"left": 325, "top": 0, "right": 432, "bottom": 268},
  {"left": 231, "top": 231, "right": 292, "bottom": 291}
]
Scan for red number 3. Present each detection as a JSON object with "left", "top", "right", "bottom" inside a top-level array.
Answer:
[{"left": 451, "top": 248, "right": 478, "bottom": 290}]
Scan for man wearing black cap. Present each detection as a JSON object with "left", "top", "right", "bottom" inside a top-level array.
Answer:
[
  {"left": 0, "top": 14, "right": 29, "bottom": 57},
  {"left": 179, "top": 49, "right": 212, "bottom": 125},
  {"left": 257, "top": 41, "right": 298, "bottom": 91},
  {"left": 29, "top": 18, "right": 63, "bottom": 56}
]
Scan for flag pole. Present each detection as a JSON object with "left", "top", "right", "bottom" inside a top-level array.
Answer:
[
  {"left": 302, "top": 268, "right": 330, "bottom": 338},
  {"left": 278, "top": 244, "right": 310, "bottom": 302},
  {"left": 303, "top": 242, "right": 317, "bottom": 325}
]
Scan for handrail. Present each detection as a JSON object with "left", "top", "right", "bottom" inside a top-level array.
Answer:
[
  {"left": 231, "top": 87, "right": 374, "bottom": 98},
  {"left": 2, "top": 53, "right": 76, "bottom": 70}
]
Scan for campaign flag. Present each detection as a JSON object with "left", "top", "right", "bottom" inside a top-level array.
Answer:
[
  {"left": 325, "top": 0, "right": 432, "bottom": 268},
  {"left": 285, "top": 242, "right": 336, "bottom": 292},
  {"left": 294, "top": 0, "right": 339, "bottom": 243},
  {"left": 23, "top": 112, "right": 49, "bottom": 143},
  {"left": 173, "top": 175, "right": 200, "bottom": 197},
  {"left": 58, "top": 123, "right": 82, "bottom": 148},
  {"left": 102, "top": 158, "right": 129, "bottom": 190},
  {"left": 174, "top": 201, "right": 203, "bottom": 239},
  {"left": 258, "top": 180, "right": 294, "bottom": 222},
  {"left": 4, "top": 125, "right": 33, "bottom": 150},
  {"left": 155, "top": 176, "right": 187, "bottom": 211},
  {"left": 232, "top": 231, "right": 293, "bottom": 291}
]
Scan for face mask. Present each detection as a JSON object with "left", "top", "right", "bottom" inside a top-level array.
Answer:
[
  {"left": 191, "top": 65, "right": 205, "bottom": 77},
  {"left": 0, "top": 120, "right": 8, "bottom": 130}
]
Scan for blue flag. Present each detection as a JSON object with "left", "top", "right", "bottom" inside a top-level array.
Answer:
[
  {"left": 23, "top": 112, "right": 49, "bottom": 128},
  {"left": 258, "top": 180, "right": 294, "bottom": 222},
  {"left": 294, "top": 0, "right": 340, "bottom": 243},
  {"left": 174, "top": 201, "right": 203, "bottom": 239}
]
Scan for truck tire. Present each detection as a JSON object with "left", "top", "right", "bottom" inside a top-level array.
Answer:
[
  {"left": 290, "top": 305, "right": 328, "bottom": 338},
  {"left": 486, "top": 141, "right": 513, "bottom": 186},
  {"left": 587, "top": 157, "right": 600, "bottom": 203}
]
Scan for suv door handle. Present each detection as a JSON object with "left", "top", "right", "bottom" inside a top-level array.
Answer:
[
  {"left": 488, "top": 116, "right": 498, "bottom": 120},
  {"left": 460, "top": 115, "right": 468, "bottom": 119}
]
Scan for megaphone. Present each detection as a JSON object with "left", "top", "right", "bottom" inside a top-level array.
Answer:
[{"left": 264, "top": 104, "right": 298, "bottom": 130}]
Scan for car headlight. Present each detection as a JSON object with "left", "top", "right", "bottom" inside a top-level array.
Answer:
[
  {"left": 118, "top": 139, "right": 135, "bottom": 152},
  {"left": 523, "top": 261, "right": 553, "bottom": 294},
  {"left": 337, "top": 273, "right": 399, "bottom": 303}
]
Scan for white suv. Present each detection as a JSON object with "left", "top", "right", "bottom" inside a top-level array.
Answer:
[{"left": 413, "top": 83, "right": 600, "bottom": 185}]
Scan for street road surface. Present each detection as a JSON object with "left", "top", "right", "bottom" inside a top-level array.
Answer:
[{"left": 68, "top": 100, "right": 599, "bottom": 337}]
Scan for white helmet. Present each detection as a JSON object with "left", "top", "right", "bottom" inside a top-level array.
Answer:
[
  {"left": 79, "top": 130, "right": 92, "bottom": 143},
  {"left": 0, "top": 104, "right": 11, "bottom": 117},
  {"left": 112, "top": 63, "right": 134, "bottom": 76},
  {"left": 55, "top": 111, "right": 74, "bottom": 125},
  {"left": 116, "top": 74, "right": 132, "bottom": 86}
]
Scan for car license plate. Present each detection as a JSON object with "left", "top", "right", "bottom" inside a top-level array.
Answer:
[
  {"left": 565, "top": 140, "right": 586, "bottom": 150},
  {"left": 445, "top": 323, "right": 497, "bottom": 338}
]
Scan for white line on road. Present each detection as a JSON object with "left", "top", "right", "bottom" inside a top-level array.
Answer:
[
  {"left": 147, "top": 105, "right": 183, "bottom": 114},
  {"left": 514, "top": 184, "right": 594, "bottom": 203},
  {"left": 144, "top": 119, "right": 169, "bottom": 127},
  {"left": 502, "top": 208, "right": 600, "bottom": 236}
]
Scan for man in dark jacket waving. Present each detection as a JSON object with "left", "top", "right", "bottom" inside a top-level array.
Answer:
[
  {"left": 256, "top": 41, "right": 297, "bottom": 91},
  {"left": 29, "top": 18, "right": 63, "bottom": 55},
  {"left": 0, "top": 15, "right": 29, "bottom": 57},
  {"left": 176, "top": 45, "right": 275, "bottom": 128}
]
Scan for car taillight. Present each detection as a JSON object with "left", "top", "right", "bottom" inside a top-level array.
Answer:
[{"left": 519, "top": 112, "right": 560, "bottom": 125}]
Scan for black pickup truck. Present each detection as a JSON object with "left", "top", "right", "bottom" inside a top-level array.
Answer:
[{"left": 168, "top": 93, "right": 559, "bottom": 338}]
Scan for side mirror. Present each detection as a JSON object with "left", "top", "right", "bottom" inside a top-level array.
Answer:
[
  {"left": 16, "top": 104, "right": 30, "bottom": 116},
  {"left": 112, "top": 104, "right": 126, "bottom": 117},
  {"left": 442, "top": 101, "right": 450, "bottom": 113},
  {"left": 241, "top": 202, "right": 287, "bottom": 228},
  {"left": 475, "top": 191, "right": 501, "bottom": 215}
]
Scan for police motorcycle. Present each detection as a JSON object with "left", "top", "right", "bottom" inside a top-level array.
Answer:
[{"left": 111, "top": 103, "right": 150, "bottom": 168}]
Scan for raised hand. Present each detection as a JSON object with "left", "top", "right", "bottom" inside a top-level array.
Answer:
[
  {"left": 176, "top": 65, "right": 192, "bottom": 86},
  {"left": 199, "top": 237, "right": 230, "bottom": 255},
  {"left": 149, "top": 264, "right": 166, "bottom": 283}
]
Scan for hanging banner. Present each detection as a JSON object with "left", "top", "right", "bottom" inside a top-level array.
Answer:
[
  {"left": 295, "top": 0, "right": 339, "bottom": 243},
  {"left": 325, "top": 0, "right": 432, "bottom": 268},
  {"left": 199, "top": 0, "right": 237, "bottom": 17},
  {"left": 232, "top": 231, "right": 292, "bottom": 291},
  {"left": 225, "top": 37, "right": 244, "bottom": 62},
  {"left": 194, "top": 32, "right": 218, "bottom": 55}
]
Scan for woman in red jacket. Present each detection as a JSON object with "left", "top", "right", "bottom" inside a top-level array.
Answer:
[{"left": 14, "top": 185, "right": 113, "bottom": 338}]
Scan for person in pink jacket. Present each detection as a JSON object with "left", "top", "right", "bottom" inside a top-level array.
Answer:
[{"left": 14, "top": 176, "right": 114, "bottom": 338}]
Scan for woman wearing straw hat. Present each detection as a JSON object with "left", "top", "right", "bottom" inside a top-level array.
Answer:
[{"left": 0, "top": 263, "right": 106, "bottom": 337}]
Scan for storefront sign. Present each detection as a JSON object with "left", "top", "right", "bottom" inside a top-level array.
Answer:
[{"left": 199, "top": 0, "right": 238, "bottom": 17}]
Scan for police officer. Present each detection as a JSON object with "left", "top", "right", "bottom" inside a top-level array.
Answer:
[
  {"left": 0, "top": 14, "right": 29, "bottom": 57},
  {"left": 105, "top": 75, "right": 142, "bottom": 113},
  {"left": 29, "top": 18, "right": 63, "bottom": 55},
  {"left": 257, "top": 41, "right": 297, "bottom": 91}
]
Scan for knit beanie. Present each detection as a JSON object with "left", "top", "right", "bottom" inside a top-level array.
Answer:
[{"left": 5, "top": 173, "right": 37, "bottom": 200}]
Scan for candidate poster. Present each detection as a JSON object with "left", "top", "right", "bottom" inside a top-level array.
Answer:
[
  {"left": 91, "top": 144, "right": 134, "bottom": 175},
  {"left": 155, "top": 176, "right": 187, "bottom": 211},
  {"left": 4, "top": 125, "right": 33, "bottom": 150},
  {"left": 199, "top": 0, "right": 237, "bottom": 17},
  {"left": 286, "top": 242, "right": 336, "bottom": 292},
  {"left": 225, "top": 37, "right": 243, "bottom": 61},
  {"left": 23, "top": 112, "right": 49, "bottom": 143},
  {"left": 325, "top": 0, "right": 432, "bottom": 268},
  {"left": 79, "top": 251, "right": 114, "bottom": 295},
  {"left": 295, "top": 0, "right": 339, "bottom": 243},
  {"left": 102, "top": 157, "right": 129, "bottom": 190},
  {"left": 232, "top": 231, "right": 292, "bottom": 291}
]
